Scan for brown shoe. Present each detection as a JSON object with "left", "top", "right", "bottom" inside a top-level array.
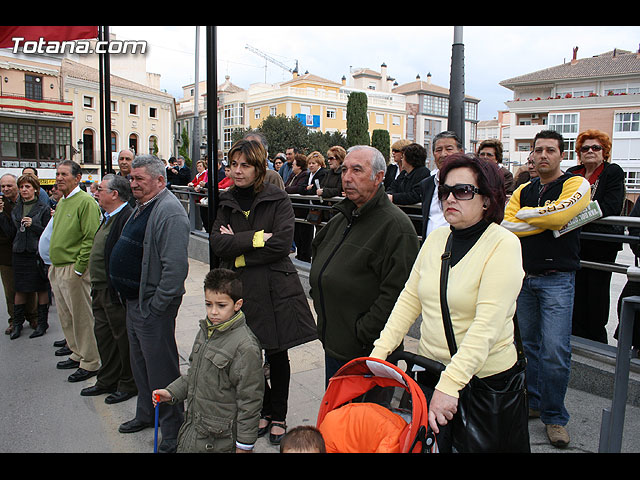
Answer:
[{"left": 546, "top": 424, "right": 570, "bottom": 448}]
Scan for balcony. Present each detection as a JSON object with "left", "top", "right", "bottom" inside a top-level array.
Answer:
[
  {"left": 0, "top": 93, "right": 73, "bottom": 116},
  {"left": 506, "top": 92, "right": 640, "bottom": 113}
]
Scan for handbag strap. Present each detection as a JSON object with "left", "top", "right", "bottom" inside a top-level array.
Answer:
[{"left": 439, "top": 232, "right": 525, "bottom": 361}]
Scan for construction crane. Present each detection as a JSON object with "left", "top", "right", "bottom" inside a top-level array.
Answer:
[{"left": 245, "top": 44, "right": 298, "bottom": 82}]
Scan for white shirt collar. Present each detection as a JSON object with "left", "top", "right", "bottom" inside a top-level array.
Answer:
[{"left": 64, "top": 185, "right": 82, "bottom": 199}]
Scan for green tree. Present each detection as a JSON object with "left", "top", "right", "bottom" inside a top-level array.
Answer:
[
  {"left": 371, "top": 129, "right": 391, "bottom": 162},
  {"left": 259, "top": 114, "right": 311, "bottom": 155},
  {"left": 231, "top": 115, "right": 311, "bottom": 157},
  {"left": 179, "top": 126, "right": 191, "bottom": 167},
  {"left": 307, "top": 130, "right": 348, "bottom": 156},
  {"left": 346, "top": 91, "right": 370, "bottom": 147}
]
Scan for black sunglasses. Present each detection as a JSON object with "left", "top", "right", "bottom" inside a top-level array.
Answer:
[
  {"left": 579, "top": 144, "right": 604, "bottom": 153},
  {"left": 438, "top": 183, "right": 483, "bottom": 201}
]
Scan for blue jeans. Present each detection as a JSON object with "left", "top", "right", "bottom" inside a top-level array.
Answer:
[{"left": 516, "top": 271, "right": 575, "bottom": 427}]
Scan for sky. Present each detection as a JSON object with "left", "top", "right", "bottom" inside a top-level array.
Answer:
[{"left": 109, "top": 26, "right": 640, "bottom": 122}]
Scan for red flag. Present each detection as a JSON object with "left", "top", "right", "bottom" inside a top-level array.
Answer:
[{"left": 0, "top": 26, "right": 98, "bottom": 48}]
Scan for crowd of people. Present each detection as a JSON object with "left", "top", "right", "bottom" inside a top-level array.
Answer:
[{"left": 0, "top": 125, "right": 632, "bottom": 453}]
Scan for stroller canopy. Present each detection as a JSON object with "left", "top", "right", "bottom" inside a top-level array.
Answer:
[{"left": 316, "top": 357, "right": 433, "bottom": 453}]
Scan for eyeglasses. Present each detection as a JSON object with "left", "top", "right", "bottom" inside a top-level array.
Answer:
[
  {"left": 438, "top": 183, "right": 483, "bottom": 201},
  {"left": 579, "top": 144, "right": 604, "bottom": 153}
]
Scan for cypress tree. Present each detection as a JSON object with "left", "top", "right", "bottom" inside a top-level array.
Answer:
[
  {"left": 346, "top": 92, "right": 370, "bottom": 147},
  {"left": 371, "top": 129, "right": 390, "bottom": 162}
]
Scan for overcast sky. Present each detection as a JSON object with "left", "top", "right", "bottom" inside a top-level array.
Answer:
[{"left": 110, "top": 26, "right": 640, "bottom": 122}]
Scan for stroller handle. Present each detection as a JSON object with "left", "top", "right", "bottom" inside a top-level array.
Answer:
[{"left": 387, "top": 350, "right": 445, "bottom": 376}]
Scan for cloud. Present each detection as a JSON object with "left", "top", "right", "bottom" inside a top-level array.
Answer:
[{"left": 110, "top": 25, "right": 640, "bottom": 121}]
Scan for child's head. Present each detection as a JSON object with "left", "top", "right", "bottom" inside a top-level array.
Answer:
[
  {"left": 203, "top": 268, "right": 243, "bottom": 325},
  {"left": 279, "top": 425, "right": 326, "bottom": 453}
]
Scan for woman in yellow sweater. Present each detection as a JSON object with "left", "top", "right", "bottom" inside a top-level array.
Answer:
[{"left": 371, "top": 153, "right": 525, "bottom": 452}]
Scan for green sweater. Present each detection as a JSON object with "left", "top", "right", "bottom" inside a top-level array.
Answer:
[{"left": 49, "top": 189, "right": 101, "bottom": 274}]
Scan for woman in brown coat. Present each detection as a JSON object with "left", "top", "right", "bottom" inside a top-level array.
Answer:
[{"left": 210, "top": 139, "right": 317, "bottom": 445}]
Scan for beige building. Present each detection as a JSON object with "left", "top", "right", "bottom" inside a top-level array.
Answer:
[
  {"left": 0, "top": 36, "right": 175, "bottom": 182},
  {"left": 62, "top": 58, "right": 176, "bottom": 180},
  {"left": 500, "top": 47, "right": 640, "bottom": 193},
  {"left": 392, "top": 72, "right": 480, "bottom": 169},
  {"left": 0, "top": 52, "right": 72, "bottom": 183},
  {"left": 177, "top": 65, "right": 408, "bottom": 158}
]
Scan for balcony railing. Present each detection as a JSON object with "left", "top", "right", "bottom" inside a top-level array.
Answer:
[{"left": 0, "top": 93, "right": 73, "bottom": 116}]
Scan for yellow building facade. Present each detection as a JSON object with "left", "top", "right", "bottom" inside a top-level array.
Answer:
[{"left": 243, "top": 72, "right": 406, "bottom": 148}]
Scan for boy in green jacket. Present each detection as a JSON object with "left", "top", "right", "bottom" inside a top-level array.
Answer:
[{"left": 153, "top": 268, "right": 264, "bottom": 453}]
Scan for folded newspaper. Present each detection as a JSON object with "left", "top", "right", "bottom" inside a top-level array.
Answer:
[{"left": 553, "top": 200, "right": 602, "bottom": 237}]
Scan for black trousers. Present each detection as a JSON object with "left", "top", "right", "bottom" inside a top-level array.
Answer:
[
  {"left": 126, "top": 297, "right": 184, "bottom": 441},
  {"left": 294, "top": 222, "right": 313, "bottom": 263},
  {"left": 92, "top": 288, "right": 136, "bottom": 393},
  {"left": 572, "top": 242, "right": 619, "bottom": 344},
  {"left": 261, "top": 349, "right": 290, "bottom": 422}
]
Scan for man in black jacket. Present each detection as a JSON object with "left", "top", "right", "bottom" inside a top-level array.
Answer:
[{"left": 80, "top": 174, "right": 137, "bottom": 404}]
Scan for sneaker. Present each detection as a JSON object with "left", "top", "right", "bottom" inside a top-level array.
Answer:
[{"left": 546, "top": 424, "right": 570, "bottom": 448}]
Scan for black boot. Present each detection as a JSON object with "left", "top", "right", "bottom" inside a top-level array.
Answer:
[
  {"left": 10, "top": 304, "right": 25, "bottom": 340},
  {"left": 30, "top": 304, "right": 49, "bottom": 338}
]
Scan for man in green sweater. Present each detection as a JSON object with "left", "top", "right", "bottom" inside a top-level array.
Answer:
[{"left": 49, "top": 160, "right": 101, "bottom": 383}]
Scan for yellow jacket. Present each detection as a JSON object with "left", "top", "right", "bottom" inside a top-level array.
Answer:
[{"left": 371, "top": 223, "right": 524, "bottom": 398}]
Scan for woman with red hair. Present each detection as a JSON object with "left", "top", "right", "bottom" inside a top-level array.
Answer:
[{"left": 567, "top": 129, "right": 625, "bottom": 344}]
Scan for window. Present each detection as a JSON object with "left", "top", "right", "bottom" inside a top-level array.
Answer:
[
  {"left": 111, "top": 132, "right": 117, "bottom": 156},
  {"left": 465, "top": 102, "right": 477, "bottom": 121},
  {"left": 624, "top": 171, "right": 640, "bottom": 191},
  {"left": 327, "top": 108, "right": 336, "bottom": 119},
  {"left": 38, "top": 125, "right": 55, "bottom": 159},
  {"left": 1, "top": 123, "right": 18, "bottom": 157},
  {"left": 604, "top": 82, "right": 640, "bottom": 96},
  {"left": 614, "top": 112, "right": 640, "bottom": 132},
  {"left": 392, "top": 115, "right": 400, "bottom": 126},
  {"left": 270, "top": 106, "right": 277, "bottom": 116},
  {"left": 223, "top": 103, "right": 244, "bottom": 127},
  {"left": 83, "top": 96, "right": 94, "bottom": 108},
  {"left": 549, "top": 113, "right": 578, "bottom": 136},
  {"left": 19, "top": 124, "right": 37, "bottom": 159},
  {"left": 129, "top": 104, "right": 138, "bottom": 115},
  {"left": 423, "top": 95, "right": 448, "bottom": 116},
  {"left": 149, "top": 107, "right": 157, "bottom": 118},
  {"left": 375, "top": 113, "right": 384, "bottom": 124},
  {"left": 25, "top": 74, "right": 42, "bottom": 100},
  {"left": 56, "top": 126, "right": 70, "bottom": 159}
]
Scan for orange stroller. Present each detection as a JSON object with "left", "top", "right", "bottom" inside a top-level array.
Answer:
[{"left": 316, "top": 354, "right": 441, "bottom": 453}]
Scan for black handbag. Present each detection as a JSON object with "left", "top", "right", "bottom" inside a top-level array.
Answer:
[
  {"left": 439, "top": 233, "right": 531, "bottom": 453},
  {"left": 305, "top": 208, "right": 323, "bottom": 225}
]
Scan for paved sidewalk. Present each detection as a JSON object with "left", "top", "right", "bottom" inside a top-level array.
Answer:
[{"left": 179, "top": 257, "right": 640, "bottom": 453}]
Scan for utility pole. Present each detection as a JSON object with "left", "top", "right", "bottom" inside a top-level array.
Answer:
[
  {"left": 206, "top": 26, "right": 218, "bottom": 270},
  {"left": 448, "top": 26, "right": 465, "bottom": 149},
  {"left": 191, "top": 26, "right": 201, "bottom": 174}
]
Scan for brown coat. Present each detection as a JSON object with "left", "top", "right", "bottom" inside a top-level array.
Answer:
[{"left": 210, "top": 183, "right": 317, "bottom": 352}]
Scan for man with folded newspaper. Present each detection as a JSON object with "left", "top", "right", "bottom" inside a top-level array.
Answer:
[{"left": 502, "top": 130, "right": 591, "bottom": 449}]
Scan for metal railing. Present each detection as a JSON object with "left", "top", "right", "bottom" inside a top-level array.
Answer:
[{"left": 171, "top": 185, "right": 640, "bottom": 453}]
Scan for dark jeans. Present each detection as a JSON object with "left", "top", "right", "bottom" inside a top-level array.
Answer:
[{"left": 126, "top": 297, "right": 184, "bottom": 441}]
